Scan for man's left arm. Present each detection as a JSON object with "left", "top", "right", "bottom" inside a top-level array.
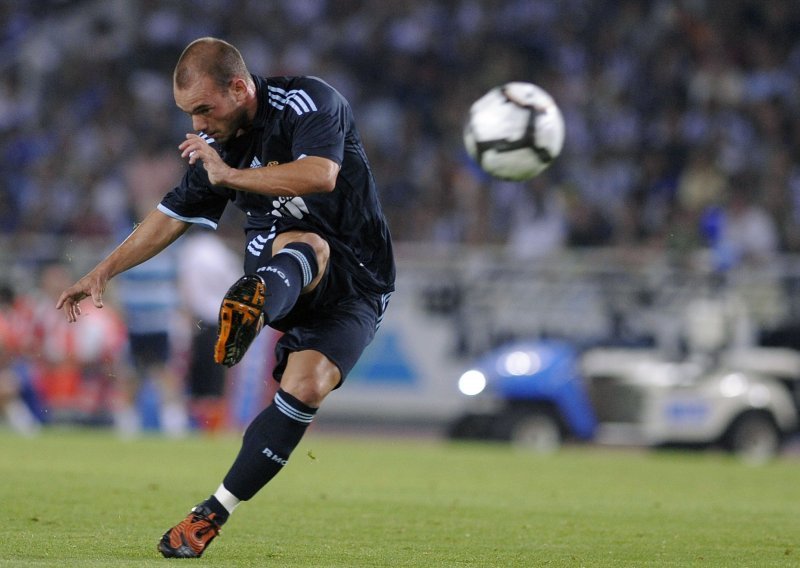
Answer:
[{"left": 179, "top": 134, "right": 340, "bottom": 197}]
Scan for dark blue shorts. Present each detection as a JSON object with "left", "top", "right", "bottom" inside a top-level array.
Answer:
[
  {"left": 187, "top": 322, "right": 226, "bottom": 397},
  {"left": 243, "top": 229, "right": 391, "bottom": 386},
  {"left": 128, "top": 331, "right": 170, "bottom": 371}
]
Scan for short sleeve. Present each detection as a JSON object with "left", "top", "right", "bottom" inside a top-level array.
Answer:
[
  {"left": 284, "top": 79, "right": 347, "bottom": 164},
  {"left": 158, "top": 166, "right": 231, "bottom": 229}
]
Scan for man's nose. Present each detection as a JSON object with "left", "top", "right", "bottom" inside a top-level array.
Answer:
[{"left": 192, "top": 115, "right": 207, "bottom": 132}]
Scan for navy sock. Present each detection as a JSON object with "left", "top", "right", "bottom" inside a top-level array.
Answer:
[
  {"left": 203, "top": 496, "right": 230, "bottom": 524},
  {"left": 256, "top": 243, "right": 318, "bottom": 324},
  {"left": 222, "top": 389, "right": 317, "bottom": 501}
]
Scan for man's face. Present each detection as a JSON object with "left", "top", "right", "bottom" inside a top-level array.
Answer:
[{"left": 174, "top": 74, "right": 248, "bottom": 145}]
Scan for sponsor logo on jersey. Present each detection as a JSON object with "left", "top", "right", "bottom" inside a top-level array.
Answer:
[{"left": 270, "top": 196, "right": 309, "bottom": 220}]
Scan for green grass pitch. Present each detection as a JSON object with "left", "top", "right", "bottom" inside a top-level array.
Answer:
[{"left": 0, "top": 428, "right": 798, "bottom": 567}]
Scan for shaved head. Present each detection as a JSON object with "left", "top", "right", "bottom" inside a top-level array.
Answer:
[{"left": 174, "top": 37, "right": 252, "bottom": 91}]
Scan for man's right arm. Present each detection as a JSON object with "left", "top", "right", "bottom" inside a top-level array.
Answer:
[{"left": 56, "top": 209, "right": 190, "bottom": 322}]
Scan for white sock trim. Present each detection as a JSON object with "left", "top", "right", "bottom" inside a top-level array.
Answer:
[
  {"left": 214, "top": 483, "right": 242, "bottom": 514},
  {"left": 276, "top": 247, "right": 314, "bottom": 287}
]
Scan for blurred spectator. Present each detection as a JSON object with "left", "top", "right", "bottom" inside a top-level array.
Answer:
[
  {"left": 704, "top": 175, "right": 780, "bottom": 270},
  {"left": 503, "top": 179, "right": 568, "bottom": 260},
  {"left": 0, "top": 283, "right": 41, "bottom": 435},
  {"left": 561, "top": 182, "right": 613, "bottom": 248},
  {"left": 676, "top": 145, "right": 727, "bottom": 221},
  {"left": 114, "top": 146, "right": 189, "bottom": 437},
  {"left": 29, "top": 263, "right": 127, "bottom": 424},
  {"left": 177, "top": 229, "right": 242, "bottom": 433},
  {"left": 115, "top": 250, "right": 187, "bottom": 437}
]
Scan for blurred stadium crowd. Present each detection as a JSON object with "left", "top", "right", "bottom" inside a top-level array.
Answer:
[
  {"left": 2, "top": 0, "right": 800, "bottom": 433},
  {"left": 3, "top": 0, "right": 800, "bottom": 253}
]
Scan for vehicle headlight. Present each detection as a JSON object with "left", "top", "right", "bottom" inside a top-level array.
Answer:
[
  {"left": 458, "top": 369, "right": 487, "bottom": 396},
  {"left": 720, "top": 373, "right": 747, "bottom": 398},
  {"left": 501, "top": 350, "right": 541, "bottom": 376}
]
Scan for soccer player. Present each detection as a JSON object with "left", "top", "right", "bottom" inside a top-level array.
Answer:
[{"left": 56, "top": 37, "right": 395, "bottom": 558}]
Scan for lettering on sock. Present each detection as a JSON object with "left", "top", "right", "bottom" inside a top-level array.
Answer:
[
  {"left": 258, "top": 265, "right": 291, "bottom": 287},
  {"left": 262, "top": 447, "right": 288, "bottom": 466}
]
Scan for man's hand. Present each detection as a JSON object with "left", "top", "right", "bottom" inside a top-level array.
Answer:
[
  {"left": 55, "top": 210, "right": 190, "bottom": 323},
  {"left": 55, "top": 271, "right": 108, "bottom": 323},
  {"left": 179, "top": 133, "right": 231, "bottom": 185}
]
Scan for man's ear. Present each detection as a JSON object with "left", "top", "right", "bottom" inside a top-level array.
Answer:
[{"left": 231, "top": 77, "right": 248, "bottom": 101}]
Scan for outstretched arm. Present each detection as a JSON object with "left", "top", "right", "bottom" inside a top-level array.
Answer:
[{"left": 56, "top": 209, "right": 190, "bottom": 322}]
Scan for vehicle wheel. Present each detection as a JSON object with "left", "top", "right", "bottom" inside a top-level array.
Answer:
[
  {"left": 725, "top": 412, "right": 781, "bottom": 463},
  {"left": 508, "top": 412, "right": 563, "bottom": 453}
]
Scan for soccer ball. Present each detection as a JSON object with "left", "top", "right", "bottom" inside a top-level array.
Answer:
[{"left": 464, "top": 82, "right": 565, "bottom": 181}]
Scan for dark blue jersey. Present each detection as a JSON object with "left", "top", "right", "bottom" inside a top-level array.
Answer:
[{"left": 159, "top": 75, "right": 395, "bottom": 296}]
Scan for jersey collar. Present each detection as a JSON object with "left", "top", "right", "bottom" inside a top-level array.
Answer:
[{"left": 252, "top": 75, "right": 271, "bottom": 129}]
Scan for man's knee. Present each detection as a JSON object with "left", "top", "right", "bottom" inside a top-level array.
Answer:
[
  {"left": 274, "top": 232, "right": 329, "bottom": 269},
  {"left": 273, "top": 231, "right": 329, "bottom": 291},
  {"left": 281, "top": 375, "right": 337, "bottom": 408},
  {"left": 280, "top": 351, "right": 340, "bottom": 408}
]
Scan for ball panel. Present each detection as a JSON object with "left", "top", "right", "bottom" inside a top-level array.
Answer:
[
  {"left": 463, "top": 81, "right": 565, "bottom": 181},
  {"left": 481, "top": 148, "right": 546, "bottom": 181}
]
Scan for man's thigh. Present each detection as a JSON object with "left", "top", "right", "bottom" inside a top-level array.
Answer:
[{"left": 272, "top": 294, "right": 382, "bottom": 388}]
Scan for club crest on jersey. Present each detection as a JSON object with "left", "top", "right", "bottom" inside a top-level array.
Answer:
[
  {"left": 250, "top": 156, "right": 280, "bottom": 169},
  {"left": 271, "top": 196, "right": 309, "bottom": 219}
]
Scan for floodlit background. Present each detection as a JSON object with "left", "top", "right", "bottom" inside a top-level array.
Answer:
[{"left": 2, "top": 0, "right": 800, "bottom": 447}]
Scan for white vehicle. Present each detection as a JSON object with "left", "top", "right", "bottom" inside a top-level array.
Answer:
[
  {"left": 449, "top": 271, "right": 800, "bottom": 461},
  {"left": 582, "top": 346, "right": 800, "bottom": 462},
  {"left": 449, "top": 342, "right": 800, "bottom": 462}
]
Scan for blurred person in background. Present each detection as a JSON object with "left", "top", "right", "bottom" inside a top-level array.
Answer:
[
  {"left": 0, "top": 283, "right": 41, "bottom": 435},
  {"left": 56, "top": 37, "right": 395, "bottom": 558},
  {"left": 676, "top": 146, "right": 727, "bottom": 217},
  {"left": 32, "top": 263, "right": 127, "bottom": 424},
  {"left": 115, "top": 250, "right": 188, "bottom": 437},
  {"left": 703, "top": 175, "right": 780, "bottom": 271},
  {"left": 503, "top": 178, "right": 568, "bottom": 260},
  {"left": 114, "top": 145, "right": 189, "bottom": 438},
  {"left": 177, "top": 228, "right": 242, "bottom": 432}
]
